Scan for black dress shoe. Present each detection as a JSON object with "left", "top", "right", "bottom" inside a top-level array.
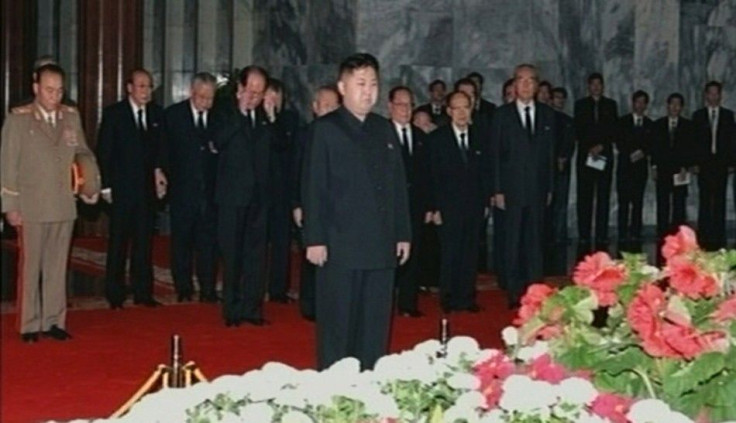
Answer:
[
  {"left": 177, "top": 293, "right": 193, "bottom": 303},
  {"left": 43, "top": 326, "right": 71, "bottom": 341},
  {"left": 243, "top": 317, "right": 269, "bottom": 326},
  {"left": 200, "top": 293, "right": 221, "bottom": 303},
  {"left": 21, "top": 333, "right": 39, "bottom": 343},
  {"left": 269, "top": 295, "right": 292, "bottom": 304},
  {"left": 134, "top": 298, "right": 163, "bottom": 307},
  {"left": 225, "top": 319, "right": 241, "bottom": 327},
  {"left": 110, "top": 302, "right": 124, "bottom": 310},
  {"left": 399, "top": 310, "right": 424, "bottom": 318}
]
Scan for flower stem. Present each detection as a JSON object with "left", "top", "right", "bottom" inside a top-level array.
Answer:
[{"left": 632, "top": 368, "right": 657, "bottom": 399}]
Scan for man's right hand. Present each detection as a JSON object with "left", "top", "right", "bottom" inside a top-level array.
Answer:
[
  {"left": 5, "top": 211, "right": 22, "bottom": 227},
  {"left": 432, "top": 211, "right": 443, "bottom": 225},
  {"left": 293, "top": 207, "right": 303, "bottom": 228},
  {"left": 589, "top": 144, "right": 604, "bottom": 157},
  {"left": 494, "top": 193, "right": 506, "bottom": 210},
  {"left": 306, "top": 245, "right": 328, "bottom": 266}
]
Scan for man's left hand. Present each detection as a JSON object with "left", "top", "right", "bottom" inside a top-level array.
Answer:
[
  {"left": 154, "top": 168, "right": 168, "bottom": 199},
  {"left": 396, "top": 242, "right": 411, "bottom": 265}
]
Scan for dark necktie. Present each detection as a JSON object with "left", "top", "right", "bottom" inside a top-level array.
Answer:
[
  {"left": 401, "top": 127, "right": 411, "bottom": 163},
  {"left": 710, "top": 109, "right": 717, "bottom": 154},
  {"left": 196, "top": 111, "right": 208, "bottom": 147},
  {"left": 593, "top": 101, "right": 599, "bottom": 124},
  {"left": 459, "top": 132, "right": 468, "bottom": 162},
  {"left": 137, "top": 109, "right": 146, "bottom": 133},
  {"left": 524, "top": 106, "right": 533, "bottom": 138},
  {"left": 244, "top": 110, "right": 253, "bottom": 128},
  {"left": 669, "top": 120, "right": 676, "bottom": 147}
]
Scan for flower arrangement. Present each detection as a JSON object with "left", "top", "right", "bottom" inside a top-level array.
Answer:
[{"left": 510, "top": 226, "right": 736, "bottom": 422}]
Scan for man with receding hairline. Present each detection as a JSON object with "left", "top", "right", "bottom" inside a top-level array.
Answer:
[{"left": 303, "top": 53, "right": 411, "bottom": 370}]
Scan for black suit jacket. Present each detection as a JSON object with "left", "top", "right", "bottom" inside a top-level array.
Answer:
[
  {"left": 430, "top": 124, "right": 490, "bottom": 217},
  {"left": 163, "top": 100, "right": 218, "bottom": 206},
  {"left": 616, "top": 114, "right": 654, "bottom": 172},
  {"left": 651, "top": 116, "right": 695, "bottom": 176},
  {"left": 269, "top": 109, "right": 300, "bottom": 207},
  {"left": 692, "top": 106, "right": 736, "bottom": 167},
  {"left": 96, "top": 99, "right": 165, "bottom": 204},
  {"left": 574, "top": 96, "right": 619, "bottom": 162},
  {"left": 554, "top": 110, "right": 575, "bottom": 163},
  {"left": 303, "top": 107, "right": 411, "bottom": 269},
  {"left": 389, "top": 122, "right": 431, "bottom": 222},
  {"left": 213, "top": 101, "right": 272, "bottom": 208},
  {"left": 490, "top": 102, "right": 556, "bottom": 208},
  {"left": 415, "top": 103, "right": 449, "bottom": 126},
  {"left": 291, "top": 122, "right": 313, "bottom": 209}
]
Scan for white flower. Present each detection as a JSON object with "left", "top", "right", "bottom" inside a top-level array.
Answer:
[
  {"left": 479, "top": 409, "right": 506, "bottom": 423},
  {"left": 281, "top": 410, "right": 313, "bottom": 423},
  {"left": 412, "top": 339, "right": 442, "bottom": 357},
  {"left": 447, "top": 373, "right": 481, "bottom": 390},
  {"left": 627, "top": 399, "right": 685, "bottom": 423},
  {"left": 274, "top": 387, "right": 308, "bottom": 409},
  {"left": 499, "top": 375, "right": 556, "bottom": 415},
  {"left": 444, "top": 403, "right": 480, "bottom": 423},
  {"left": 641, "top": 265, "right": 661, "bottom": 278},
  {"left": 447, "top": 336, "right": 480, "bottom": 361},
  {"left": 455, "top": 391, "right": 488, "bottom": 410},
  {"left": 517, "top": 340, "right": 549, "bottom": 362},
  {"left": 501, "top": 326, "right": 519, "bottom": 347},
  {"left": 238, "top": 403, "right": 275, "bottom": 422},
  {"left": 556, "top": 377, "right": 597, "bottom": 405},
  {"left": 576, "top": 411, "right": 612, "bottom": 423}
]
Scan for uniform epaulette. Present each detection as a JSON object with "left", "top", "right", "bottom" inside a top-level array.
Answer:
[
  {"left": 61, "top": 104, "right": 78, "bottom": 114},
  {"left": 10, "top": 105, "right": 33, "bottom": 114}
]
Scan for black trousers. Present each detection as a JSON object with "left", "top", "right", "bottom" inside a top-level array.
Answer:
[
  {"left": 169, "top": 199, "right": 217, "bottom": 297},
  {"left": 396, "top": 218, "right": 423, "bottom": 312},
  {"left": 218, "top": 205, "right": 267, "bottom": 322},
  {"left": 315, "top": 266, "right": 394, "bottom": 370},
  {"left": 492, "top": 207, "right": 506, "bottom": 289},
  {"left": 267, "top": 197, "right": 292, "bottom": 299},
  {"left": 438, "top": 210, "right": 481, "bottom": 310},
  {"left": 418, "top": 225, "right": 440, "bottom": 288},
  {"left": 105, "top": 198, "right": 155, "bottom": 305},
  {"left": 503, "top": 204, "right": 544, "bottom": 303},
  {"left": 655, "top": 176, "right": 687, "bottom": 238},
  {"left": 577, "top": 161, "right": 613, "bottom": 243},
  {"left": 698, "top": 165, "right": 728, "bottom": 250},
  {"left": 551, "top": 167, "right": 571, "bottom": 243},
  {"left": 616, "top": 164, "right": 648, "bottom": 240}
]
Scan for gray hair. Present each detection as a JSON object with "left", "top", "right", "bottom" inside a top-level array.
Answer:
[{"left": 191, "top": 72, "right": 217, "bottom": 87}]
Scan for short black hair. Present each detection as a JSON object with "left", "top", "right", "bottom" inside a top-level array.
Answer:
[
  {"left": 632, "top": 90, "right": 649, "bottom": 103},
  {"left": 239, "top": 65, "right": 269, "bottom": 86},
  {"left": 447, "top": 90, "right": 472, "bottom": 106},
  {"left": 388, "top": 85, "right": 412, "bottom": 102},
  {"left": 502, "top": 78, "right": 514, "bottom": 97},
  {"left": 454, "top": 77, "right": 477, "bottom": 95},
  {"left": 587, "top": 72, "right": 604, "bottom": 85},
  {"left": 429, "top": 79, "right": 446, "bottom": 91},
  {"left": 467, "top": 72, "right": 484, "bottom": 85},
  {"left": 539, "top": 80, "right": 553, "bottom": 91},
  {"left": 126, "top": 68, "right": 153, "bottom": 85},
  {"left": 704, "top": 81, "right": 722, "bottom": 93},
  {"left": 191, "top": 72, "right": 216, "bottom": 86},
  {"left": 667, "top": 92, "right": 685, "bottom": 105},
  {"left": 34, "top": 63, "right": 65, "bottom": 83},
  {"left": 339, "top": 53, "right": 379, "bottom": 78},
  {"left": 551, "top": 87, "right": 568, "bottom": 98},
  {"left": 267, "top": 78, "right": 285, "bottom": 94}
]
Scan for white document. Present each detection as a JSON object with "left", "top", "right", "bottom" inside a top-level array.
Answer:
[
  {"left": 673, "top": 172, "right": 691, "bottom": 187},
  {"left": 586, "top": 154, "right": 607, "bottom": 171}
]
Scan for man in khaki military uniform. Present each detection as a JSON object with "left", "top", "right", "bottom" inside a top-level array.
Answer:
[{"left": 1, "top": 64, "right": 98, "bottom": 343}]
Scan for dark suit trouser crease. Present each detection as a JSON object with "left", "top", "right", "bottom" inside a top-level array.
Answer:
[
  {"left": 616, "top": 164, "right": 648, "bottom": 240},
  {"left": 438, "top": 211, "right": 481, "bottom": 309},
  {"left": 396, "top": 219, "right": 423, "bottom": 312},
  {"left": 315, "top": 266, "right": 394, "bottom": 371},
  {"left": 218, "top": 205, "right": 267, "bottom": 322},
  {"left": 105, "top": 198, "right": 155, "bottom": 304},
  {"left": 492, "top": 208, "right": 506, "bottom": 289},
  {"left": 267, "top": 199, "right": 292, "bottom": 298},
  {"left": 551, "top": 168, "right": 571, "bottom": 242},
  {"left": 503, "top": 204, "right": 544, "bottom": 302},
  {"left": 170, "top": 200, "right": 218, "bottom": 297},
  {"left": 577, "top": 162, "right": 613, "bottom": 242},
  {"left": 655, "top": 177, "right": 687, "bottom": 238},
  {"left": 697, "top": 166, "right": 728, "bottom": 249}
]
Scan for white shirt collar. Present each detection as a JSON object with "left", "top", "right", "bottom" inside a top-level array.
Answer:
[
  {"left": 129, "top": 98, "right": 146, "bottom": 115},
  {"left": 516, "top": 99, "right": 535, "bottom": 129},
  {"left": 191, "top": 101, "right": 208, "bottom": 126},
  {"left": 36, "top": 104, "right": 56, "bottom": 125},
  {"left": 452, "top": 123, "right": 468, "bottom": 145},
  {"left": 708, "top": 106, "right": 719, "bottom": 116}
]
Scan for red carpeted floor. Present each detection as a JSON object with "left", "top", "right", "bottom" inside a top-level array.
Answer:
[{"left": 0, "top": 289, "right": 515, "bottom": 423}]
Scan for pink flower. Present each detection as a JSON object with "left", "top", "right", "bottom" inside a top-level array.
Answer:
[
  {"left": 668, "top": 256, "right": 719, "bottom": 299},
  {"left": 473, "top": 353, "right": 515, "bottom": 407},
  {"left": 528, "top": 353, "right": 566, "bottom": 383},
  {"left": 712, "top": 295, "right": 736, "bottom": 323},
  {"left": 573, "top": 252, "right": 627, "bottom": 306},
  {"left": 662, "top": 225, "right": 699, "bottom": 261},
  {"left": 627, "top": 285, "right": 680, "bottom": 358},
  {"left": 591, "top": 393, "right": 632, "bottom": 423},
  {"left": 513, "top": 283, "right": 557, "bottom": 326}
]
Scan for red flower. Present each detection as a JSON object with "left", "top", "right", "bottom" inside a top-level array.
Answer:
[
  {"left": 513, "top": 283, "right": 557, "bottom": 326},
  {"left": 660, "top": 322, "right": 705, "bottom": 360},
  {"left": 473, "top": 352, "right": 515, "bottom": 407},
  {"left": 591, "top": 393, "right": 633, "bottom": 423},
  {"left": 573, "top": 252, "right": 627, "bottom": 306},
  {"left": 627, "top": 285, "right": 680, "bottom": 357},
  {"left": 662, "top": 225, "right": 699, "bottom": 261},
  {"left": 528, "top": 353, "right": 567, "bottom": 383},
  {"left": 668, "top": 256, "right": 719, "bottom": 299},
  {"left": 712, "top": 295, "right": 736, "bottom": 323}
]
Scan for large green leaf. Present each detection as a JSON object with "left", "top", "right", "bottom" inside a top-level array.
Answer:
[
  {"left": 664, "top": 353, "right": 726, "bottom": 398},
  {"left": 596, "top": 347, "right": 651, "bottom": 375}
]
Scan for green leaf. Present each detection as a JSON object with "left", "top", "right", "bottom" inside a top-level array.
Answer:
[
  {"left": 664, "top": 353, "right": 726, "bottom": 398},
  {"left": 597, "top": 347, "right": 651, "bottom": 375},
  {"left": 428, "top": 404, "right": 443, "bottom": 423}
]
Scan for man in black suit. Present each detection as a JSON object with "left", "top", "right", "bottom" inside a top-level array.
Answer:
[
  {"left": 164, "top": 72, "right": 219, "bottom": 303},
  {"left": 415, "top": 79, "right": 448, "bottom": 126},
  {"left": 692, "top": 81, "right": 735, "bottom": 250},
  {"left": 502, "top": 78, "right": 515, "bottom": 104},
  {"left": 574, "top": 73, "right": 619, "bottom": 250},
  {"left": 550, "top": 87, "right": 575, "bottom": 244},
  {"left": 263, "top": 78, "right": 300, "bottom": 304},
  {"left": 651, "top": 93, "right": 695, "bottom": 244},
  {"left": 292, "top": 85, "right": 340, "bottom": 321},
  {"left": 97, "top": 69, "right": 167, "bottom": 309},
  {"left": 430, "top": 91, "right": 489, "bottom": 313},
  {"left": 467, "top": 72, "right": 497, "bottom": 122},
  {"left": 491, "top": 64, "right": 556, "bottom": 308},
  {"left": 214, "top": 65, "right": 272, "bottom": 327},
  {"left": 616, "top": 90, "right": 654, "bottom": 247},
  {"left": 388, "top": 86, "right": 432, "bottom": 318},
  {"left": 536, "top": 81, "right": 552, "bottom": 105},
  {"left": 303, "top": 53, "right": 411, "bottom": 370}
]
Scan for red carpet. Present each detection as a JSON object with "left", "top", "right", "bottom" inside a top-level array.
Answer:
[{"left": 0, "top": 290, "right": 515, "bottom": 423}]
